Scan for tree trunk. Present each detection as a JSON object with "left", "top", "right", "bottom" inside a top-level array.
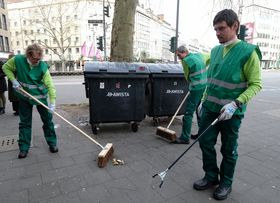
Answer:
[{"left": 110, "top": 0, "right": 138, "bottom": 62}]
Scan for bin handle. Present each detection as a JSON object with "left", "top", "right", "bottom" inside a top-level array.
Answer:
[
  {"left": 129, "top": 69, "right": 136, "bottom": 72},
  {"left": 161, "top": 70, "right": 168, "bottom": 73},
  {"left": 99, "top": 69, "right": 108, "bottom": 72}
]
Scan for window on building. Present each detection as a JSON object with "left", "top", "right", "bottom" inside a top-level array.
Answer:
[
  {"left": 76, "top": 47, "right": 79, "bottom": 53},
  {"left": 30, "top": 30, "right": 33, "bottom": 35},
  {"left": 38, "top": 39, "right": 41, "bottom": 44},
  {"left": 68, "top": 48, "right": 72, "bottom": 53},
  {"left": 0, "top": 36, "right": 4, "bottom": 51},
  {"left": 4, "top": 37, "right": 9, "bottom": 52},
  {"left": 23, "top": 20, "right": 26, "bottom": 25},
  {"left": 25, "top": 40, "right": 28, "bottom": 46},
  {"left": 0, "top": 0, "right": 4, "bottom": 9},
  {"left": 0, "top": 16, "right": 2, "bottom": 29},
  {"left": 15, "top": 31, "right": 19, "bottom": 36},
  {"left": 2, "top": 14, "right": 7, "bottom": 30},
  {"left": 68, "top": 37, "right": 71, "bottom": 43},
  {"left": 74, "top": 14, "right": 78, "bottom": 19},
  {"left": 31, "top": 40, "right": 35, "bottom": 44},
  {"left": 44, "top": 39, "right": 48, "bottom": 44},
  {"left": 16, "top": 41, "right": 20, "bottom": 46},
  {"left": 17, "top": 50, "right": 21, "bottom": 54},
  {"left": 45, "top": 49, "right": 48, "bottom": 54},
  {"left": 14, "top": 21, "right": 17, "bottom": 26},
  {"left": 37, "top": 29, "right": 40, "bottom": 33}
]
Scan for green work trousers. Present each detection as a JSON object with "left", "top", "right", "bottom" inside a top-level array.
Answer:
[
  {"left": 18, "top": 100, "right": 57, "bottom": 152},
  {"left": 198, "top": 106, "right": 243, "bottom": 186},
  {"left": 180, "top": 89, "right": 204, "bottom": 141}
]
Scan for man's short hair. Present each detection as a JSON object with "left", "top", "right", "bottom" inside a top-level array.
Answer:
[
  {"left": 176, "top": 45, "right": 188, "bottom": 53},
  {"left": 213, "top": 9, "right": 240, "bottom": 34},
  {"left": 25, "top": 43, "right": 43, "bottom": 57}
]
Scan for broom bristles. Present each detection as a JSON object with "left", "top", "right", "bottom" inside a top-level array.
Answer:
[
  {"left": 156, "top": 126, "right": 177, "bottom": 141},
  {"left": 98, "top": 143, "right": 114, "bottom": 168}
]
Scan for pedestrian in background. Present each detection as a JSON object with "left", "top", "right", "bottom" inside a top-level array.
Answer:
[
  {"left": 171, "top": 45, "right": 208, "bottom": 144},
  {"left": 0, "top": 60, "right": 7, "bottom": 115},
  {"left": 7, "top": 54, "right": 19, "bottom": 116},
  {"left": 2, "top": 43, "right": 58, "bottom": 159},
  {"left": 193, "top": 9, "right": 262, "bottom": 200}
]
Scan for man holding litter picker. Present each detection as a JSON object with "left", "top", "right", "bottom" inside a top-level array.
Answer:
[
  {"left": 193, "top": 9, "right": 262, "bottom": 200},
  {"left": 171, "top": 45, "right": 208, "bottom": 144},
  {"left": 2, "top": 43, "right": 58, "bottom": 159}
]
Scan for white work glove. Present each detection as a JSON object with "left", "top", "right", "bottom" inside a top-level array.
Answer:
[
  {"left": 48, "top": 103, "right": 56, "bottom": 113},
  {"left": 219, "top": 101, "right": 238, "bottom": 121},
  {"left": 12, "top": 80, "right": 22, "bottom": 90}
]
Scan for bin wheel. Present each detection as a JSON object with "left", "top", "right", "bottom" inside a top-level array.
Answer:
[
  {"left": 91, "top": 125, "right": 98, "bottom": 135},
  {"left": 153, "top": 118, "right": 160, "bottom": 126},
  {"left": 131, "top": 122, "right": 138, "bottom": 132}
]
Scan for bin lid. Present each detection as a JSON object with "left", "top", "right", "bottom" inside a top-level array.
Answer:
[
  {"left": 146, "top": 63, "right": 183, "bottom": 74},
  {"left": 84, "top": 61, "right": 149, "bottom": 74}
]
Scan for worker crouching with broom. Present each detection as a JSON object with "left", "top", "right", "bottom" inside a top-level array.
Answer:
[
  {"left": 171, "top": 45, "right": 208, "bottom": 144},
  {"left": 2, "top": 43, "right": 58, "bottom": 159}
]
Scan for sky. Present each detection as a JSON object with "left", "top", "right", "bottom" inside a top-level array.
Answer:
[{"left": 149, "top": 0, "right": 280, "bottom": 48}]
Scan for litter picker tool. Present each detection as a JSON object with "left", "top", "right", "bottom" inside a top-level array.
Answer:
[
  {"left": 156, "top": 91, "right": 190, "bottom": 141},
  {"left": 19, "top": 88, "right": 113, "bottom": 168},
  {"left": 153, "top": 117, "right": 220, "bottom": 188}
]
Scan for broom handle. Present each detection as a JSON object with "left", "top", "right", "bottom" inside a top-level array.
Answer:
[
  {"left": 19, "top": 88, "right": 104, "bottom": 150},
  {"left": 166, "top": 91, "right": 190, "bottom": 129}
]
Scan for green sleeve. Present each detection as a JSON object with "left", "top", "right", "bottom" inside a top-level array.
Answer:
[
  {"left": 201, "top": 53, "right": 210, "bottom": 67},
  {"left": 181, "top": 59, "right": 190, "bottom": 81},
  {"left": 2, "top": 57, "right": 16, "bottom": 81},
  {"left": 42, "top": 70, "right": 56, "bottom": 104},
  {"left": 237, "top": 50, "right": 262, "bottom": 104}
]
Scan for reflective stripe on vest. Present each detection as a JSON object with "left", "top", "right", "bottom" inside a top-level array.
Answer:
[
  {"left": 20, "top": 81, "right": 47, "bottom": 91},
  {"left": 208, "top": 78, "right": 248, "bottom": 90},
  {"left": 207, "top": 95, "right": 232, "bottom": 106},
  {"left": 190, "top": 79, "right": 207, "bottom": 89},
  {"left": 189, "top": 68, "right": 207, "bottom": 77}
]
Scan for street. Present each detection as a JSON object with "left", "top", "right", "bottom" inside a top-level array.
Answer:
[{"left": 0, "top": 70, "right": 280, "bottom": 202}]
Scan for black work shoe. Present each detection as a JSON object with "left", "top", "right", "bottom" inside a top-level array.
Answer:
[
  {"left": 18, "top": 151, "right": 28, "bottom": 159},
  {"left": 49, "top": 146, "right": 59, "bottom": 153},
  {"left": 171, "top": 137, "right": 190, "bottom": 144},
  {"left": 191, "top": 134, "right": 199, "bottom": 140},
  {"left": 193, "top": 177, "right": 219, "bottom": 190},
  {"left": 213, "top": 184, "right": 232, "bottom": 200}
]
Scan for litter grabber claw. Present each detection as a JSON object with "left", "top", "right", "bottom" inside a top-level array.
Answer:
[{"left": 153, "top": 117, "right": 220, "bottom": 188}]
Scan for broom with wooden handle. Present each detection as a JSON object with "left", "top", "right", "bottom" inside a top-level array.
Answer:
[
  {"left": 19, "top": 88, "right": 113, "bottom": 168},
  {"left": 156, "top": 91, "right": 190, "bottom": 141}
]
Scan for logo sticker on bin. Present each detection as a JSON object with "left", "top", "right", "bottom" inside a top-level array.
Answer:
[
  {"left": 166, "top": 89, "right": 184, "bottom": 94},
  {"left": 100, "top": 82, "right": 105, "bottom": 89},
  {"left": 106, "top": 92, "right": 130, "bottom": 97}
]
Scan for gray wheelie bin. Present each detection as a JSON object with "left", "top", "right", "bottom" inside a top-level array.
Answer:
[
  {"left": 145, "top": 63, "right": 189, "bottom": 125},
  {"left": 84, "top": 61, "right": 149, "bottom": 134}
]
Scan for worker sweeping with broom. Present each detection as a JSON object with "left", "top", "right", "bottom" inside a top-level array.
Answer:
[
  {"left": 2, "top": 43, "right": 58, "bottom": 159},
  {"left": 170, "top": 45, "right": 208, "bottom": 144}
]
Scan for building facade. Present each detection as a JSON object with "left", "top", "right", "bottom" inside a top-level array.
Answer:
[
  {"left": 0, "top": 0, "right": 11, "bottom": 59},
  {"left": 242, "top": 4, "right": 280, "bottom": 69},
  {"left": 7, "top": 0, "right": 176, "bottom": 71}
]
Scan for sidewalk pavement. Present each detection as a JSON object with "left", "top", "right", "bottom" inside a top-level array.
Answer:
[{"left": 0, "top": 82, "right": 280, "bottom": 202}]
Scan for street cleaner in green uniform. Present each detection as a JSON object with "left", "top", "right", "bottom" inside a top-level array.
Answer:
[
  {"left": 171, "top": 45, "right": 208, "bottom": 144},
  {"left": 2, "top": 43, "right": 58, "bottom": 159},
  {"left": 193, "top": 9, "right": 262, "bottom": 200}
]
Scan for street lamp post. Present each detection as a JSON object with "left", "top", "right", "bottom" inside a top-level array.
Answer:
[
  {"left": 174, "top": 0, "right": 180, "bottom": 63},
  {"left": 103, "top": 0, "right": 107, "bottom": 60}
]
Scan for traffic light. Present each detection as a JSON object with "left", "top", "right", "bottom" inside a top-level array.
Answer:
[
  {"left": 239, "top": 25, "right": 248, "bottom": 41},
  {"left": 97, "top": 36, "right": 103, "bottom": 51},
  {"left": 169, "top": 36, "right": 176, "bottom": 53},
  {"left": 104, "top": 5, "right": 109, "bottom": 17}
]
